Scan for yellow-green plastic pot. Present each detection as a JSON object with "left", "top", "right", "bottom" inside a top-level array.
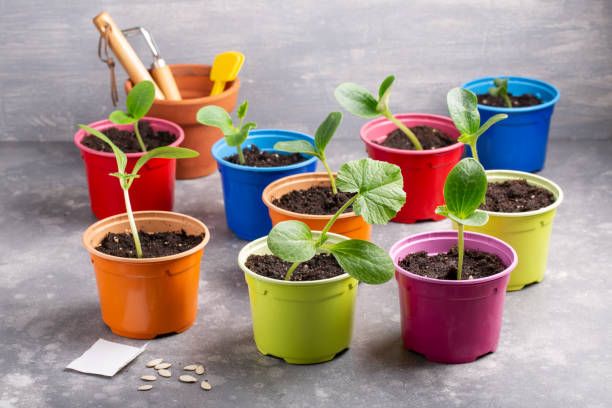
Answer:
[
  {"left": 456, "top": 170, "right": 563, "bottom": 291},
  {"left": 238, "top": 232, "right": 358, "bottom": 364}
]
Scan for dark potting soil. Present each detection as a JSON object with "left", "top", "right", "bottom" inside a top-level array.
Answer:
[
  {"left": 272, "top": 186, "right": 356, "bottom": 215},
  {"left": 377, "top": 125, "right": 456, "bottom": 150},
  {"left": 95, "top": 230, "right": 204, "bottom": 258},
  {"left": 245, "top": 253, "right": 344, "bottom": 281},
  {"left": 480, "top": 179, "right": 555, "bottom": 213},
  {"left": 225, "top": 145, "right": 306, "bottom": 167},
  {"left": 399, "top": 246, "right": 505, "bottom": 281},
  {"left": 477, "top": 92, "right": 543, "bottom": 108},
  {"left": 81, "top": 121, "right": 177, "bottom": 153}
]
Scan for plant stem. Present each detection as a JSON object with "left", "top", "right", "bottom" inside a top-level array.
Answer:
[
  {"left": 285, "top": 261, "right": 300, "bottom": 281},
  {"left": 503, "top": 94, "right": 512, "bottom": 109},
  {"left": 134, "top": 121, "right": 147, "bottom": 152},
  {"left": 237, "top": 145, "right": 245, "bottom": 164},
  {"left": 457, "top": 223, "right": 464, "bottom": 280},
  {"left": 469, "top": 141, "right": 480, "bottom": 165},
  {"left": 315, "top": 194, "right": 358, "bottom": 246},
  {"left": 321, "top": 154, "right": 337, "bottom": 194},
  {"left": 383, "top": 110, "right": 423, "bottom": 150},
  {"left": 123, "top": 188, "right": 143, "bottom": 258}
]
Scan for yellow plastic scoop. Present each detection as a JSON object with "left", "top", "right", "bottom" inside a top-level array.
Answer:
[{"left": 209, "top": 51, "right": 245, "bottom": 96}]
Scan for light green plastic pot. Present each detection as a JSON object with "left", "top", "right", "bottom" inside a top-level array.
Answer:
[
  {"left": 458, "top": 170, "right": 563, "bottom": 291},
  {"left": 238, "top": 232, "right": 358, "bottom": 364}
]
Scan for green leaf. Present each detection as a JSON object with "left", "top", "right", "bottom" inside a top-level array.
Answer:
[
  {"left": 314, "top": 111, "right": 342, "bottom": 154},
  {"left": 328, "top": 239, "right": 394, "bottom": 284},
  {"left": 446, "top": 210, "right": 489, "bottom": 227},
  {"left": 267, "top": 221, "right": 317, "bottom": 263},
  {"left": 226, "top": 122, "right": 256, "bottom": 147},
  {"left": 443, "top": 158, "right": 487, "bottom": 219},
  {"left": 131, "top": 146, "right": 199, "bottom": 177},
  {"left": 376, "top": 75, "right": 395, "bottom": 113},
  {"left": 334, "top": 82, "right": 380, "bottom": 118},
  {"left": 196, "top": 105, "right": 235, "bottom": 135},
  {"left": 126, "top": 81, "right": 155, "bottom": 120},
  {"left": 473, "top": 113, "right": 508, "bottom": 139},
  {"left": 336, "top": 158, "right": 406, "bottom": 225},
  {"left": 447, "top": 87, "right": 480, "bottom": 135},
  {"left": 274, "top": 140, "right": 319, "bottom": 157},
  {"left": 109, "top": 110, "right": 136, "bottom": 125},
  {"left": 78, "top": 124, "right": 127, "bottom": 174},
  {"left": 237, "top": 101, "right": 248, "bottom": 119}
]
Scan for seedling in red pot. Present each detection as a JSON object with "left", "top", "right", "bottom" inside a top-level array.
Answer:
[
  {"left": 196, "top": 101, "right": 256, "bottom": 165},
  {"left": 108, "top": 80, "right": 156, "bottom": 152},
  {"left": 435, "top": 158, "right": 489, "bottom": 280},
  {"left": 273, "top": 111, "right": 342, "bottom": 193},
  {"left": 77, "top": 124, "right": 199, "bottom": 258},
  {"left": 267, "top": 158, "right": 406, "bottom": 283},
  {"left": 334, "top": 75, "right": 423, "bottom": 150},
  {"left": 489, "top": 78, "right": 512, "bottom": 108}
]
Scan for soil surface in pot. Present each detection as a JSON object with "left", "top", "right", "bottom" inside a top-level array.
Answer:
[
  {"left": 399, "top": 246, "right": 505, "bottom": 280},
  {"left": 81, "top": 121, "right": 177, "bottom": 153},
  {"left": 272, "top": 186, "right": 355, "bottom": 215},
  {"left": 225, "top": 145, "right": 306, "bottom": 167},
  {"left": 246, "top": 254, "right": 344, "bottom": 281},
  {"left": 96, "top": 230, "right": 205, "bottom": 258},
  {"left": 477, "top": 92, "right": 543, "bottom": 108},
  {"left": 480, "top": 179, "right": 555, "bottom": 213},
  {"left": 378, "top": 125, "right": 456, "bottom": 150}
]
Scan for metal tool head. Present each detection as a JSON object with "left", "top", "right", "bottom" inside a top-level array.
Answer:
[{"left": 121, "top": 26, "right": 165, "bottom": 67}]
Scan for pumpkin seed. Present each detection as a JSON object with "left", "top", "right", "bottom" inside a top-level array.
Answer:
[
  {"left": 179, "top": 375, "right": 197, "bottom": 383},
  {"left": 200, "top": 380, "right": 212, "bottom": 390},
  {"left": 158, "top": 369, "right": 172, "bottom": 378},
  {"left": 195, "top": 365, "right": 205, "bottom": 375},
  {"left": 140, "top": 375, "right": 156, "bottom": 381},
  {"left": 183, "top": 364, "right": 198, "bottom": 371},
  {"left": 154, "top": 362, "right": 171, "bottom": 370},
  {"left": 138, "top": 385, "right": 153, "bottom": 391},
  {"left": 146, "top": 358, "right": 163, "bottom": 368}
]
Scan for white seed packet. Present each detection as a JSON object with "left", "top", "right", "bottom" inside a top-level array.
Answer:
[{"left": 66, "top": 339, "right": 147, "bottom": 377}]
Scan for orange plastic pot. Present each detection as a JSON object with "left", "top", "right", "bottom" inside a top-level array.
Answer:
[
  {"left": 125, "top": 64, "right": 240, "bottom": 179},
  {"left": 82, "top": 211, "right": 210, "bottom": 339},
  {"left": 262, "top": 173, "right": 371, "bottom": 241}
]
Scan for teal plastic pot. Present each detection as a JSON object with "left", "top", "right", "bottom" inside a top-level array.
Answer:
[{"left": 238, "top": 232, "right": 358, "bottom": 364}]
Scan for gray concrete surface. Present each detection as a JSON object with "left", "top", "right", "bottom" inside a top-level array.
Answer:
[{"left": 0, "top": 138, "right": 611, "bottom": 407}]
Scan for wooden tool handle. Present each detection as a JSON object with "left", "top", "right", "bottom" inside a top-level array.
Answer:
[
  {"left": 151, "top": 64, "right": 181, "bottom": 100},
  {"left": 93, "top": 11, "right": 165, "bottom": 100}
]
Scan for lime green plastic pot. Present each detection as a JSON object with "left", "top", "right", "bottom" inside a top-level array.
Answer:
[
  {"left": 238, "top": 232, "right": 358, "bottom": 364},
  {"left": 458, "top": 170, "right": 563, "bottom": 291}
]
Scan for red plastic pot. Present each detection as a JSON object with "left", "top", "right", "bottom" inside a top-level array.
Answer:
[
  {"left": 360, "top": 114, "right": 463, "bottom": 223},
  {"left": 74, "top": 118, "right": 185, "bottom": 220}
]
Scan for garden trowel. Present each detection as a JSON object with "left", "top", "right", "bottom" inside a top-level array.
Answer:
[{"left": 209, "top": 51, "right": 245, "bottom": 96}]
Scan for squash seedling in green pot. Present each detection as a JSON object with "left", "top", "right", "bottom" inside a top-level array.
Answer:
[
  {"left": 77, "top": 124, "right": 199, "bottom": 258},
  {"left": 434, "top": 158, "right": 489, "bottom": 280},
  {"left": 446, "top": 87, "right": 508, "bottom": 164},
  {"left": 108, "top": 80, "right": 156, "bottom": 152},
  {"left": 196, "top": 101, "right": 256, "bottom": 165},
  {"left": 334, "top": 75, "right": 423, "bottom": 150},
  {"left": 273, "top": 111, "right": 342, "bottom": 194},
  {"left": 267, "top": 158, "right": 406, "bottom": 283},
  {"left": 489, "top": 78, "right": 512, "bottom": 108}
]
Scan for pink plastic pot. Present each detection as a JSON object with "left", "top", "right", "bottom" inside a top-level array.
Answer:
[
  {"left": 360, "top": 114, "right": 463, "bottom": 223},
  {"left": 390, "top": 231, "right": 518, "bottom": 364},
  {"left": 74, "top": 118, "right": 185, "bottom": 220}
]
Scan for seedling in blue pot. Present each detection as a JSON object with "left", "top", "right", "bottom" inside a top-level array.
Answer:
[
  {"left": 196, "top": 101, "right": 256, "bottom": 165},
  {"left": 267, "top": 158, "right": 406, "bottom": 283},
  {"left": 77, "top": 124, "right": 199, "bottom": 258},
  {"left": 273, "top": 111, "right": 342, "bottom": 193},
  {"left": 435, "top": 158, "right": 489, "bottom": 280},
  {"left": 489, "top": 78, "right": 512, "bottom": 108},
  {"left": 108, "top": 80, "right": 156, "bottom": 152},
  {"left": 335, "top": 75, "right": 423, "bottom": 150},
  {"left": 446, "top": 88, "right": 508, "bottom": 164}
]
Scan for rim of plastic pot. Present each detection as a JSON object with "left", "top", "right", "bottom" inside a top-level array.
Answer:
[
  {"left": 238, "top": 231, "right": 351, "bottom": 286},
  {"left": 461, "top": 76, "right": 561, "bottom": 113},
  {"left": 82, "top": 210, "right": 210, "bottom": 264},
  {"left": 74, "top": 117, "right": 185, "bottom": 158},
  {"left": 483, "top": 170, "right": 564, "bottom": 218},
  {"left": 211, "top": 130, "right": 318, "bottom": 173},
  {"left": 359, "top": 113, "right": 464, "bottom": 156},
  {"left": 391, "top": 230, "right": 518, "bottom": 286}
]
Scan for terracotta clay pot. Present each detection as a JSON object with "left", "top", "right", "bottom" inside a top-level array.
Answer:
[
  {"left": 125, "top": 64, "right": 240, "bottom": 179},
  {"left": 262, "top": 173, "right": 371, "bottom": 241},
  {"left": 82, "top": 211, "right": 210, "bottom": 339}
]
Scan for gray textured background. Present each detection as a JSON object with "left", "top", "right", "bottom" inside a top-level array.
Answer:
[{"left": 1, "top": 0, "right": 611, "bottom": 142}]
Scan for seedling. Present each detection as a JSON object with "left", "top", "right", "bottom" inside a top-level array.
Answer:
[
  {"left": 109, "top": 80, "right": 156, "bottom": 152},
  {"left": 334, "top": 75, "right": 423, "bottom": 150},
  {"left": 446, "top": 87, "right": 508, "bottom": 164},
  {"left": 267, "top": 158, "right": 406, "bottom": 283},
  {"left": 489, "top": 78, "right": 512, "bottom": 108},
  {"left": 196, "top": 101, "right": 256, "bottom": 165},
  {"left": 273, "top": 112, "right": 342, "bottom": 193},
  {"left": 77, "top": 124, "right": 199, "bottom": 258},
  {"left": 435, "top": 158, "right": 489, "bottom": 280}
]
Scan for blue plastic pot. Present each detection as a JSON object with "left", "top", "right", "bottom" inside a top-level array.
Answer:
[
  {"left": 211, "top": 130, "right": 317, "bottom": 240},
  {"left": 462, "top": 76, "right": 560, "bottom": 172}
]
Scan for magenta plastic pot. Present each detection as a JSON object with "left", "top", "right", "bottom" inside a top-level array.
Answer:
[{"left": 390, "top": 231, "right": 518, "bottom": 364}]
